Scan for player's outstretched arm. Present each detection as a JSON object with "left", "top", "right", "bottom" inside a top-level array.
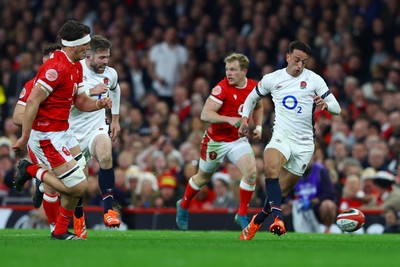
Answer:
[{"left": 74, "top": 91, "right": 112, "bottom": 111}]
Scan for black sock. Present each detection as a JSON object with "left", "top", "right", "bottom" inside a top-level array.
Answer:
[
  {"left": 265, "top": 178, "right": 283, "bottom": 219},
  {"left": 254, "top": 200, "right": 272, "bottom": 225},
  {"left": 99, "top": 168, "right": 115, "bottom": 213},
  {"left": 74, "top": 197, "right": 84, "bottom": 218}
]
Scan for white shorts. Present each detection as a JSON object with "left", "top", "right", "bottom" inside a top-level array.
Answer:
[
  {"left": 78, "top": 124, "right": 109, "bottom": 161},
  {"left": 28, "top": 129, "right": 79, "bottom": 169},
  {"left": 265, "top": 131, "right": 314, "bottom": 176},
  {"left": 199, "top": 134, "right": 254, "bottom": 173}
]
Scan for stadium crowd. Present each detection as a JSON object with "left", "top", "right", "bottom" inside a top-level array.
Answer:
[{"left": 1, "top": 0, "right": 400, "bottom": 232}]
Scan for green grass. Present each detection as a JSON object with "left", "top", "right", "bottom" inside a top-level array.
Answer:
[{"left": 1, "top": 229, "right": 400, "bottom": 267}]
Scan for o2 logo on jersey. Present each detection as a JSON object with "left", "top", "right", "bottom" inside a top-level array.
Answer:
[{"left": 282, "top": 95, "right": 302, "bottom": 113}]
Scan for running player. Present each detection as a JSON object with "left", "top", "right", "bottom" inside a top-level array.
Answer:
[
  {"left": 69, "top": 35, "right": 121, "bottom": 238},
  {"left": 176, "top": 53, "right": 264, "bottom": 230},
  {"left": 12, "top": 20, "right": 112, "bottom": 240},
  {"left": 238, "top": 40, "right": 341, "bottom": 240}
]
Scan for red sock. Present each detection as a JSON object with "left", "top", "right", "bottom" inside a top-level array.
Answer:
[
  {"left": 53, "top": 206, "right": 74, "bottom": 235},
  {"left": 26, "top": 164, "right": 40, "bottom": 177},
  {"left": 42, "top": 193, "right": 60, "bottom": 226},
  {"left": 26, "top": 165, "right": 48, "bottom": 181},
  {"left": 180, "top": 179, "right": 200, "bottom": 209},
  {"left": 238, "top": 187, "right": 253, "bottom": 216}
]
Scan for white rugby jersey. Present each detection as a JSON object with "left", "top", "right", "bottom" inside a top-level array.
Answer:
[
  {"left": 69, "top": 59, "right": 118, "bottom": 142},
  {"left": 257, "top": 68, "right": 330, "bottom": 139}
]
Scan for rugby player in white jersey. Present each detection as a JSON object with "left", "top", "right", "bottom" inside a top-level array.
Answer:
[
  {"left": 68, "top": 35, "right": 121, "bottom": 238},
  {"left": 238, "top": 41, "right": 341, "bottom": 240}
]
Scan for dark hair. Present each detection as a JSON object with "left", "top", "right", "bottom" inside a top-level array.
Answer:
[
  {"left": 58, "top": 20, "right": 90, "bottom": 44},
  {"left": 289, "top": 41, "right": 312, "bottom": 56},
  {"left": 90, "top": 35, "right": 112, "bottom": 52},
  {"left": 42, "top": 43, "right": 61, "bottom": 56}
]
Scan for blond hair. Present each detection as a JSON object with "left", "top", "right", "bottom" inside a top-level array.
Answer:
[{"left": 224, "top": 53, "right": 249, "bottom": 71}]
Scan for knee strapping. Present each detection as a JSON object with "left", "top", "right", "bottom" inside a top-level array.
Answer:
[
  {"left": 74, "top": 153, "right": 87, "bottom": 170},
  {"left": 61, "top": 167, "right": 86, "bottom": 188}
]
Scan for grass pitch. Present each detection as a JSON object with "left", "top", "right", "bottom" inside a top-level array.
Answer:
[{"left": 1, "top": 229, "right": 400, "bottom": 267}]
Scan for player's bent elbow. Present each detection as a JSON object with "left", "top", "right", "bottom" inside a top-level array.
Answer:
[{"left": 12, "top": 116, "right": 22, "bottom": 127}]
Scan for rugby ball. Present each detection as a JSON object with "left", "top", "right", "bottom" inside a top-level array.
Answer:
[{"left": 336, "top": 208, "right": 365, "bottom": 232}]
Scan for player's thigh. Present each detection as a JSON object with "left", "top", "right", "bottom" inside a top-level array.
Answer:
[
  {"left": 60, "top": 166, "right": 87, "bottom": 194},
  {"left": 264, "top": 132, "right": 290, "bottom": 170},
  {"left": 284, "top": 142, "right": 314, "bottom": 177},
  {"left": 28, "top": 130, "right": 76, "bottom": 169},
  {"left": 90, "top": 131, "right": 112, "bottom": 160},
  {"left": 200, "top": 134, "right": 231, "bottom": 163},
  {"left": 226, "top": 138, "right": 255, "bottom": 165},
  {"left": 198, "top": 158, "right": 219, "bottom": 174}
]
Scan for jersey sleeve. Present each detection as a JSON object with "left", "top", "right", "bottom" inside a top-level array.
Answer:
[
  {"left": 314, "top": 74, "right": 330, "bottom": 96},
  {"left": 209, "top": 82, "right": 226, "bottom": 105},
  {"left": 17, "top": 79, "right": 34, "bottom": 105},
  {"left": 36, "top": 61, "right": 65, "bottom": 94},
  {"left": 109, "top": 67, "right": 119, "bottom": 90},
  {"left": 257, "top": 74, "right": 273, "bottom": 96}
]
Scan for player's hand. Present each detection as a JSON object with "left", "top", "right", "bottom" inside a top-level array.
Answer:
[
  {"left": 12, "top": 137, "right": 28, "bottom": 156},
  {"left": 314, "top": 95, "right": 328, "bottom": 110},
  {"left": 238, "top": 118, "right": 249, "bottom": 137},
  {"left": 91, "top": 83, "right": 108, "bottom": 96},
  {"left": 98, "top": 97, "right": 112, "bottom": 109},
  {"left": 109, "top": 120, "right": 121, "bottom": 142},
  {"left": 226, "top": 117, "right": 241, "bottom": 127},
  {"left": 253, "top": 126, "right": 262, "bottom": 141}
]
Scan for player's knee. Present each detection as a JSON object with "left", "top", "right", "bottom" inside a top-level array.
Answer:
[
  {"left": 97, "top": 151, "right": 113, "bottom": 169},
  {"left": 242, "top": 169, "right": 256, "bottom": 184},
  {"left": 264, "top": 165, "right": 280, "bottom": 178},
  {"left": 61, "top": 167, "right": 87, "bottom": 196}
]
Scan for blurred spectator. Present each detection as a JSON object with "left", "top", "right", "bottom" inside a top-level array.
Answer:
[
  {"left": 147, "top": 27, "right": 188, "bottom": 107},
  {"left": 371, "top": 171, "right": 400, "bottom": 211},
  {"left": 339, "top": 174, "right": 368, "bottom": 211},
  {"left": 154, "top": 173, "right": 179, "bottom": 208},
  {"left": 172, "top": 85, "right": 191, "bottom": 124},
  {"left": 125, "top": 165, "right": 142, "bottom": 208},
  {"left": 135, "top": 171, "right": 159, "bottom": 208},
  {"left": 189, "top": 185, "right": 215, "bottom": 210},
  {"left": 211, "top": 172, "right": 237, "bottom": 209},
  {"left": 289, "top": 161, "right": 337, "bottom": 233},
  {"left": 125, "top": 50, "right": 152, "bottom": 108},
  {"left": 383, "top": 206, "right": 400, "bottom": 233}
]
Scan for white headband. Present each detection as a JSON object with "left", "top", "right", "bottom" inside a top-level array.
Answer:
[{"left": 61, "top": 34, "right": 91, "bottom": 47}]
